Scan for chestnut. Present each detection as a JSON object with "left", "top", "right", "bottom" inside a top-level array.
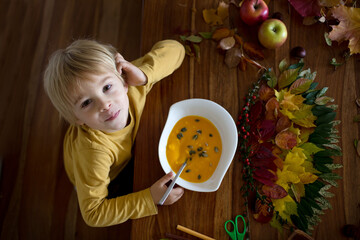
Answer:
[{"left": 290, "top": 46, "right": 306, "bottom": 59}]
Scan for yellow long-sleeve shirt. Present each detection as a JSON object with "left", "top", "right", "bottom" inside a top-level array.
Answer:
[{"left": 63, "top": 40, "right": 185, "bottom": 227}]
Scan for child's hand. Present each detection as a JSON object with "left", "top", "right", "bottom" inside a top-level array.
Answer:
[
  {"left": 150, "top": 172, "right": 184, "bottom": 205},
  {"left": 115, "top": 53, "right": 147, "bottom": 86}
]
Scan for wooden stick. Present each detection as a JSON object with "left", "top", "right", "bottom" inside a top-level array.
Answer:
[
  {"left": 189, "top": 0, "right": 196, "bottom": 98},
  {"left": 176, "top": 225, "right": 215, "bottom": 240}
]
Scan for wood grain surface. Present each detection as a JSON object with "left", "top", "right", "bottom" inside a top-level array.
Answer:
[
  {"left": 132, "top": 0, "right": 360, "bottom": 240},
  {"left": 0, "top": 0, "right": 141, "bottom": 239},
  {"left": 0, "top": 0, "right": 359, "bottom": 239}
]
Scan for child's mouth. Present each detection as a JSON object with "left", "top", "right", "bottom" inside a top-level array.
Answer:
[{"left": 105, "top": 110, "right": 120, "bottom": 121}]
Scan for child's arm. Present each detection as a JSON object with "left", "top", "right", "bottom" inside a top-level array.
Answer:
[
  {"left": 150, "top": 172, "right": 184, "bottom": 205},
  {"left": 131, "top": 40, "right": 185, "bottom": 87},
  {"left": 115, "top": 53, "right": 148, "bottom": 86}
]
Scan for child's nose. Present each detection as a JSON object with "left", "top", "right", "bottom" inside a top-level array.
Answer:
[{"left": 99, "top": 101, "right": 111, "bottom": 112}]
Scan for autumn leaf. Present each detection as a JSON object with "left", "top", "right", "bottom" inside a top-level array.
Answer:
[
  {"left": 202, "top": 1, "right": 229, "bottom": 26},
  {"left": 217, "top": 1, "right": 229, "bottom": 20},
  {"left": 275, "top": 129, "right": 298, "bottom": 150},
  {"left": 262, "top": 184, "right": 288, "bottom": 199},
  {"left": 212, "top": 27, "right": 231, "bottom": 41},
  {"left": 289, "top": 78, "right": 313, "bottom": 94},
  {"left": 272, "top": 195, "right": 297, "bottom": 224},
  {"left": 318, "top": 0, "right": 342, "bottom": 7},
  {"left": 225, "top": 47, "right": 241, "bottom": 68},
  {"left": 243, "top": 42, "right": 265, "bottom": 60},
  {"left": 288, "top": 0, "right": 321, "bottom": 17},
  {"left": 328, "top": 6, "right": 360, "bottom": 55}
]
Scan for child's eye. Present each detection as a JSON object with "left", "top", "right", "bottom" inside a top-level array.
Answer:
[
  {"left": 81, "top": 99, "right": 92, "bottom": 108},
  {"left": 103, "top": 84, "right": 112, "bottom": 92}
]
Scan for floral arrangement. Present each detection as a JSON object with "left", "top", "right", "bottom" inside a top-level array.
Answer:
[{"left": 238, "top": 59, "right": 343, "bottom": 234}]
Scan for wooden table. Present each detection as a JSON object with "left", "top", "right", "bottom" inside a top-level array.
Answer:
[{"left": 132, "top": 0, "right": 360, "bottom": 239}]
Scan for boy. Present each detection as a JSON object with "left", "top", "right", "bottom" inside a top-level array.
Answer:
[{"left": 43, "top": 39, "right": 185, "bottom": 227}]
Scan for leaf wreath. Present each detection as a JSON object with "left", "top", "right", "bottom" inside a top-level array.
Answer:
[{"left": 238, "top": 59, "right": 343, "bottom": 234}]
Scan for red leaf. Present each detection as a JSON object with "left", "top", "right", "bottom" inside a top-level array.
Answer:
[
  {"left": 262, "top": 184, "right": 288, "bottom": 199},
  {"left": 249, "top": 100, "right": 263, "bottom": 123},
  {"left": 254, "top": 167, "right": 276, "bottom": 180},
  {"left": 288, "top": 0, "right": 321, "bottom": 17},
  {"left": 253, "top": 175, "right": 275, "bottom": 186},
  {"left": 258, "top": 120, "right": 276, "bottom": 142}
]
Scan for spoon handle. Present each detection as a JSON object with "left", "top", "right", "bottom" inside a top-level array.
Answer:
[{"left": 158, "top": 161, "right": 187, "bottom": 205}]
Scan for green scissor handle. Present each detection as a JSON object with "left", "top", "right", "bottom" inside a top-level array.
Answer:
[{"left": 224, "top": 215, "right": 246, "bottom": 240}]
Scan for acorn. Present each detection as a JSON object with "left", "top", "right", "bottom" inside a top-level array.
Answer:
[{"left": 290, "top": 46, "right": 306, "bottom": 59}]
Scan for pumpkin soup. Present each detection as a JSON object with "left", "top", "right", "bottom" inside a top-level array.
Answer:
[{"left": 166, "top": 115, "right": 222, "bottom": 183}]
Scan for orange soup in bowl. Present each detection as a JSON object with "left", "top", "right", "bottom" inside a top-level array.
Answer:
[{"left": 166, "top": 115, "right": 222, "bottom": 183}]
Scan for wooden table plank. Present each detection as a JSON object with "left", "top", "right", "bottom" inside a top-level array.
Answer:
[{"left": 132, "top": 0, "right": 360, "bottom": 239}]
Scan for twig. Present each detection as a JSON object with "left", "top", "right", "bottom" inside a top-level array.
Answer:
[{"left": 189, "top": 0, "right": 196, "bottom": 98}]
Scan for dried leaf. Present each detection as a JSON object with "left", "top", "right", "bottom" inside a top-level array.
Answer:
[
  {"left": 224, "top": 47, "right": 241, "bottom": 68},
  {"left": 265, "top": 97, "right": 280, "bottom": 121},
  {"left": 243, "top": 56, "right": 265, "bottom": 69},
  {"left": 202, "top": 1, "right": 229, "bottom": 26},
  {"left": 203, "top": 9, "right": 223, "bottom": 25},
  {"left": 276, "top": 115, "right": 291, "bottom": 133},
  {"left": 243, "top": 42, "right": 265, "bottom": 60},
  {"left": 217, "top": 1, "right": 229, "bottom": 20},
  {"left": 212, "top": 27, "right": 230, "bottom": 41},
  {"left": 318, "top": 0, "right": 342, "bottom": 7},
  {"left": 275, "top": 129, "right": 298, "bottom": 149},
  {"left": 238, "top": 56, "right": 247, "bottom": 71},
  {"left": 218, "top": 36, "right": 235, "bottom": 50},
  {"left": 234, "top": 34, "right": 244, "bottom": 46},
  {"left": 259, "top": 84, "right": 275, "bottom": 101},
  {"left": 288, "top": 0, "right": 322, "bottom": 17},
  {"left": 289, "top": 78, "right": 313, "bottom": 94},
  {"left": 262, "top": 184, "right": 288, "bottom": 199},
  {"left": 328, "top": 6, "right": 360, "bottom": 55}
]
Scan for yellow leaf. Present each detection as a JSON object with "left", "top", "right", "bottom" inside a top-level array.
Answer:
[
  {"left": 276, "top": 89, "right": 305, "bottom": 112},
  {"left": 299, "top": 172, "right": 318, "bottom": 184},
  {"left": 203, "top": 9, "right": 223, "bottom": 25},
  {"left": 328, "top": 6, "right": 360, "bottom": 55},
  {"left": 284, "top": 104, "right": 317, "bottom": 128},
  {"left": 202, "top": 1, "right": 229, "bottom": 26},
  {"left": 217, "top": 1, "right": 229, "bottom": 20},
  {"left": 291, "top": 183, "right": 305, "bottom": 202},
  {"left": 302, "top": 160, "right": 321, "bottom": 174},
  {"left": 299, "top": 127, "right": 315, "bottom": 144},
  {"left": 272, "top": 195, "right": 296, "bottom": 224}
]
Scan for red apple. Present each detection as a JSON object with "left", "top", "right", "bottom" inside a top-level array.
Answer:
[
  {"left": 239, "top": 0, "right": 269, "bottom": 25},
  {"left": 258, "top": 19, "right": 288, "bottom": 49}
]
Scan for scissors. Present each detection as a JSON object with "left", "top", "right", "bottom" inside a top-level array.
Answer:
[{"left": 224, "top": 215, "right": 246, "bottom": 240}]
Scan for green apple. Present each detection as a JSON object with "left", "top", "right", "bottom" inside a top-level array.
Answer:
[{"left": 258, "top": 19, "right": 288, "bottom": 49}]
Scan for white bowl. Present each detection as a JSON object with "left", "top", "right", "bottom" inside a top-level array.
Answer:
[{"left": 158, "top": 98, "right": 238, "bottom": 192}]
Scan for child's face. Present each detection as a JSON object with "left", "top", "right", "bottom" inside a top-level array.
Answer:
[{"left": 72, "top": 71, "right": 129, "bottom": 133}]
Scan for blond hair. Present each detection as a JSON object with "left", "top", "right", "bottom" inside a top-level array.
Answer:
[{"left": 43, "top": 39, "right": 123, "bottom": 124}]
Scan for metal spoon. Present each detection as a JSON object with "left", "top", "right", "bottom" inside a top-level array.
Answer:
[{"left": 158, "top": 160, "right": 187, "bottom": 205}]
